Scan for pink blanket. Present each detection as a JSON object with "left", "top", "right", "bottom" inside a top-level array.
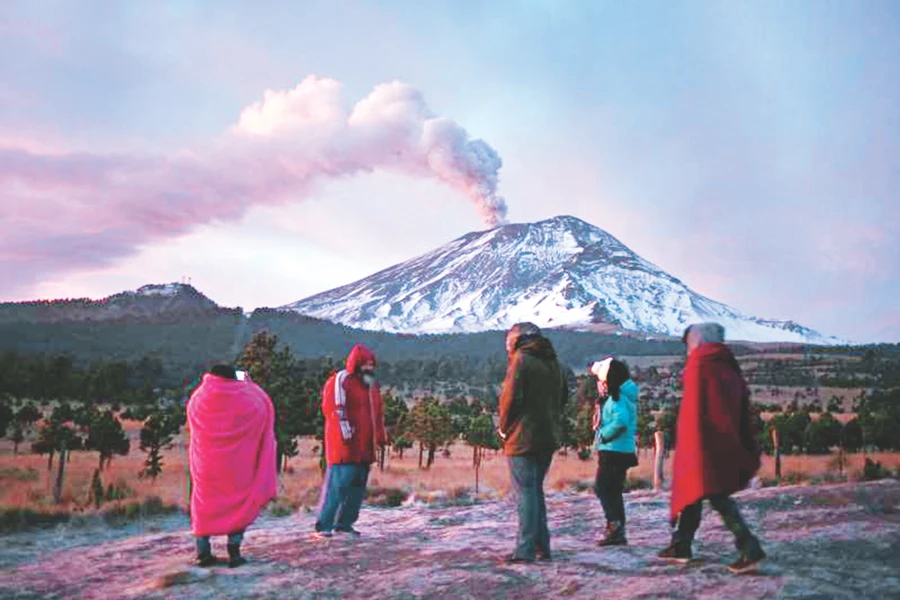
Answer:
[{"left": 188, "top": 374, "right": 277, "bottom": 537}]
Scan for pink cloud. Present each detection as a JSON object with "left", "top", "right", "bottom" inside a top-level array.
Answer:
[{"left": 0, "top": 76, "right": 507, "bottom": 297}]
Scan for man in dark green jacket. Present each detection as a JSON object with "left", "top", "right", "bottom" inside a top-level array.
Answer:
[{"left": 498, "top": 322, "right": 569, "bottom": 563}]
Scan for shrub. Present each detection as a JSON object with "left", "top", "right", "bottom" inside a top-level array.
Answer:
[
  {"left": 268, "top": 503, "right": 295, "bottom": 518},
  {"left": 569, "top": 479, "right": 594, "bottom": 493},
  {"left": 863, "top": 458, "right": 889, "bottom": 481},
  {"left": 366, "top": 486, "right": 406, "bottom": 507},
  {"left": 447, "top": 486, "right": 470, "bottom": 503},
  {"left": 0, "top": 507, "right": 71, "bottom": 533},
  {"left": 810, "top": 473, "right": 849, "bottom": 485},
  {"left": 0, "top": 467, "right": 40, "bottom": 483},
  {"left": 624, "top": 477, "right": 653, "bottom": 491}
]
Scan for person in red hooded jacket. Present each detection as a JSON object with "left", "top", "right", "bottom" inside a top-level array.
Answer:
[
  {"left": 313, "top": 343, "right": 386, "bottom": 538},
  {"left": 658, "top": 323, "right": 767, "bottom": 574}
]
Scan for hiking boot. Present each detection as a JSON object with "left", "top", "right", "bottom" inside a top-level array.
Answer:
[
  {"left": 727, "top": 552, "right": 766, "bottom": 575},
  {"left": 597, "top": 521, "right": 627, "bottom": 547},
  {"left": 335, "top": 527, "right": 361, "bottom": 537},
  {"left": 196, "top": 553, "right": 217, "bottom": 568},
  {"left": 728, "top": 538, "right": 766, "bottom": 574},
  {"left": 657, "top": 541, "right": 693, "bottom": 563},
  {"left": 227, "top": 544, "right": 247, "bottom": 568}
]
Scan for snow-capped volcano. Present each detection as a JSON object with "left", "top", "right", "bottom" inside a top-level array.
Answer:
[{"left": 281, "top": 215, "right": 843, "bottom": 344}]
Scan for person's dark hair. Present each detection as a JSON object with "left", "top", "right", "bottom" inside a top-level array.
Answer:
[
  {"left": 606, "top": 359, "right": 630, "bottom": 400},
  {"left": 210, "top": 364, "right": 237, "bottom": 380}
]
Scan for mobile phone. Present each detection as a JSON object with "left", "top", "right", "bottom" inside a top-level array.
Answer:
[{"left": 235, "top": 370, "right": 247, "bottom": 381}]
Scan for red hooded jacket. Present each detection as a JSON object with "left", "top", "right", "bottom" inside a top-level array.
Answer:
[
  {"left": 670, "top": 342, "right": 760, "bottom": 522},
  {"left": 322, "top": 344, "right": 387, "bottom": 465}
]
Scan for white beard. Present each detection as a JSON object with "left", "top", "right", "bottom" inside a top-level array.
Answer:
[{"left": 362, "top": 374, "right": 376, "bottom": 387}]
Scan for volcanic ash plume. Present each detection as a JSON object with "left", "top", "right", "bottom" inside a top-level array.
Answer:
[
  {"left": 0, "top": 76, "right": 508, "bottom": 293},
  {"left": 233, "top": 77, "right": 508, "bottom": 226}
]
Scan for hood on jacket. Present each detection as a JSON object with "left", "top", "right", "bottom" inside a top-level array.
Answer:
[
  {"left": 619, "top": 379, "right": 639, "bottom": 404},
  {"left": 515, "top": 334, "right": 558, "bottom": 361},
  {"left": 690, "top": 341, "right": 743, "bottom": 372},
  {"left": 505, "top": 322, "right": 542, "bottom": 353},
  {"left": 683, "top": 322, "right": 725, "bottom": 353},
  {"left": 345, "top": 343, "right": 377, "bottom": 374}
]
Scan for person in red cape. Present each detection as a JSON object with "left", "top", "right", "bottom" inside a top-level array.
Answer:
[
  {"left": 187, "top": 364, "right": 277, "bottom": 568},
  {"left": 313, "top": 343, "right": 386, "bottom": 538},
  {"left": 658, "top": 323, "right": 767, "bottom": 574}
]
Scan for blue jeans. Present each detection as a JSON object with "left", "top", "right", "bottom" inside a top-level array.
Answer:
[
  {"left": 196, "top": 531, "right": 244, "bottom": 557},
  {"left": 315, "top": 463, "right": 371, "bottom": 533},
  {"left": 507, "top": 452, "right": 553, "bottom": 559}
]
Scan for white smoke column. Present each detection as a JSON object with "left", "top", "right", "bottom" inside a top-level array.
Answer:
[
  {"left": 0, "top": 75, "right": 508, "bottom": 293},
  {"left": 234, "top": 77, "right": 508, "bottom": 225}
]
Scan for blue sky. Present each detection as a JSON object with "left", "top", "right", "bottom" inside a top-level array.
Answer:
[{"left": 1, "top": 0, "right": 898, "bottom": 342}]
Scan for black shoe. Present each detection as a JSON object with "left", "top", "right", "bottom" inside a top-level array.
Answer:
[
  {"left": 335, "top": 527, "right": 361, "bottom": 537},
  {"left": 658, "top": 542, "right": 693, "bottom": 563},
  {"left": 196, "top": 553, "right": 218, "bottom": 568},
  {"left": 597, "top": 521, "right": 627, "bottom": 547},
  {"left": 227, "top": 544, "right": 247, "bottom": 569}
]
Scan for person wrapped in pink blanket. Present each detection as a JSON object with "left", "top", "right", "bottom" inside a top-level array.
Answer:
[{"left": 187, "top": 364, "right": 277, "bottom": 567}]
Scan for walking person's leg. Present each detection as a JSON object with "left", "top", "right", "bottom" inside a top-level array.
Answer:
[
  {"left": 708, "top": 494, "right": 766, "bottom": 573},
  {"left": 195, "top": 536, "right": 215, "bottom": 566},
  {"left": 535, "top": 452, "right": 553, "bottom": 559},
  {"left": 597, "top": 461, "right": 627, "bottom": 546},
  {"left": 315, "top": 464, "right": 351, "bottom": 537},
  {"left": 506, "top": 455, "right": 540, "bottom": 562},
  {"left": 659, "top": 499, "right": 703, "bottom": 562},
  {"left": 227, "top": 530, "right": 247, "bottom": 568},
  {"left": 594, "top": 454, "right": 614, "bottom": 525},
  {"left": 614, "top": 466, "right": 628, "bottom": 527},
  {"left": 336, "top": 463, "right": 371, "bottom": 535}
]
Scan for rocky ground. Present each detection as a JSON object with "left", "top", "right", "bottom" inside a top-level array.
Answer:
[{"left": 1, "top": 480, "right": 898, "bottom": 599}]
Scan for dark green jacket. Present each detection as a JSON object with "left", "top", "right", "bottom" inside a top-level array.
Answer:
[{"left": 498, "top": 335, "right": 569, "bottom": 456}]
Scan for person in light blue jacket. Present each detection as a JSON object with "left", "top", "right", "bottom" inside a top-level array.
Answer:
[{"left": 590, "top": 357, "right": 639, "bottom": 546}]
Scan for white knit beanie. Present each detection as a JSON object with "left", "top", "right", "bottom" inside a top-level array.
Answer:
[{"left": 590, "top": 357, "right": 614, "bottom": 382}]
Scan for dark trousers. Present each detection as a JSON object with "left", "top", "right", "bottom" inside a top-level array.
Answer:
[
  {"left": 315, "top": 463, "right": 371, "bottom": 532},
  {"left": 672, "top": 494, "right": 758, "bottom": 554},
  {"left": 594, "top": 456, "right": 628, "bottom": 525},
  {"left": 196, "top": 530, "right": 244, "bottom": 557},
  {"left": 507, "top": 452, "right": 553, "bottom": 559}
]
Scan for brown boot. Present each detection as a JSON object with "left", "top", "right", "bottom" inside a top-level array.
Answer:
[{"left": 597, "top": 521, "right": 627, "bottom": 547}]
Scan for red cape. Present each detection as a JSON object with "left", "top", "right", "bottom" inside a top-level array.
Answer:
[{"left": 670, "top": 343, "right": 760, "bottom": 522}]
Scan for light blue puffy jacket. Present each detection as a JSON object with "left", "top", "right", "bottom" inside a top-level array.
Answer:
[{"left": 593, "top": 379, "right": 638, "bottom": 453}]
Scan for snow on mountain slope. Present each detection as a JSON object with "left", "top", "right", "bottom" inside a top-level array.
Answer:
[{"left": 280, "top": 215, "right": 844, "bottom": 344}]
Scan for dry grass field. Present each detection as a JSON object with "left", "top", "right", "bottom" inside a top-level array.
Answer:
[{"left": 2, "top": 428, "right": 899, "bottom": 517}]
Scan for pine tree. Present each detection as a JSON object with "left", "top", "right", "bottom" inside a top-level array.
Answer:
[
  {"left": 465, "top": 413, "right": 500, "bottom": 493},
  {"left": 32, "top": 405, "right": 81, "bottom": 471},
  {"left": 410, "top": 397, "right": 453, "bottom": 469},
  {"left": 238, "top": 332, "right": 311, "bottom": 472},
  {"left": 86, "top": 409, "right": 130, "bottom": 470},
  {"left": 139, "top": 411, "right": 179, "bottom": 481}
]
